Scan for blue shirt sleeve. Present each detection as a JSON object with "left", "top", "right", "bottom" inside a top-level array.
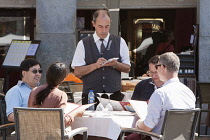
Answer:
[{"left": 5, "top": 84, "right": 31, "bottom": 116}]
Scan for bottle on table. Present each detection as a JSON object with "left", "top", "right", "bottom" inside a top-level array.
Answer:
[{"left": 88, "top": 90, "right": 95, "bottom": 110}]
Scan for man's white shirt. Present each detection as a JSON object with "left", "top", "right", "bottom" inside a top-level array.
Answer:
[{"left": 72, "top": 32, "right": 131, "bottom": 68}]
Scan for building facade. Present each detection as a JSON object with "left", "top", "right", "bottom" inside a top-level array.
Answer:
[{"left": 0, "top": 0, "right": 209, "bottom": 89}]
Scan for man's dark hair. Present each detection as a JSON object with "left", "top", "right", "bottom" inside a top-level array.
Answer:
[
  {"left": 148, "top": 55, "right": 160, "bottom": 65},
  {"left": 92, "top": 8, "right": 110, "bottom": 23},
  {"left": 20, "top": 58, "right": 41, "bottom": 79}
]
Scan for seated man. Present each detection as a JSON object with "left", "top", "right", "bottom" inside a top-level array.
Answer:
[
  {"left": 5, "top": 58, "right": 42, "bottom": 122},
  {"left": 131, "top": 55, "right": 164, "bottom": 102},
  {"left": 126, "top": 52, "right": 196, "bottom": 140},
  {"left": 135, "top": 52, "right": 196, "bottom": 140},
  {"left": 63, "top": 62, "right": 82, "bottom": 83}
]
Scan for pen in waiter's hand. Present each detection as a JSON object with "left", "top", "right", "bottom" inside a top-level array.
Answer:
[{"left": 75, "top": 97, "right": 86, "bottom": 104}]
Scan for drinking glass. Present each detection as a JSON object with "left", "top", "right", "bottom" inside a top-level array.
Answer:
[
  {"left": 96, "top": 93, "right": 105, "bottom": 111},
  {"left": 105, "top": 93, "right": 113, "bottom": 111}
]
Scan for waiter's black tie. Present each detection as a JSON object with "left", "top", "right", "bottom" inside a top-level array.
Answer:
[{"left": 100, "top": 39, "right": 105, "bottom": 55}]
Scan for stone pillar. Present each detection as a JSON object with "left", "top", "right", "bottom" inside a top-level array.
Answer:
[
  {"left": 197, "top": 0, "right": 210, "bottom": 82},
  {"left": 36, "top": 0, "right": 76, "bottom": 84},
  {"left": 106, "top": 0, "right": 120, "bottom": 36}
]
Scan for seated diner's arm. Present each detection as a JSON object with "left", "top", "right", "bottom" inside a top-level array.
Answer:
[
  {"left": 65, "top": 109, "right": 84, "bottom": 126},
  {"left": 136, "top": 119, "right": 153, "bottom": 132},
  {"left": 7, "top": 113, "right": 14, "bottom": 122}
]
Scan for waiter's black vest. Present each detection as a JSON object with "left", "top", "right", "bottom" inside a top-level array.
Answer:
[{"left": 82, "top": 34, "right": 122, "bottom": 94}]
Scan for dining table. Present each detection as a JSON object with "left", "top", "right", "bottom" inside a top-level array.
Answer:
[{"left": 71, "top": 111, "right": 139, "bottom": 140}]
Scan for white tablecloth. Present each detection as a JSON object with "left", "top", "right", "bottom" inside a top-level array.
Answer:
[
  {"left": 122, "top": 91, "right": 133, "bottom": 101},
  {"left": 71, "top": 111, "right": 138, "bottom": 140}
]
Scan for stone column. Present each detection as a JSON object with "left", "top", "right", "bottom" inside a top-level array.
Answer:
[
  {"left": 106, "top": 0, "right": 120, "bottom": 36},
  {"left": 197, "top": 0, "right": 210, "bottom": 82},
  {"left": 36, "top": 0, "right": 76, "bottom": 84}
]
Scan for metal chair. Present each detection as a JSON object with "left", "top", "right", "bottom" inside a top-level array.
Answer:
[
  {"left": 197, "top": 82, "right": 210, "bottom": 136},
  {"left": 14, "top": 107, "right": 88, "bottom": 140},
  {"left": 59, "top": 81, "right": 76, "bottom": 103},
  {"left": 0, "top": 93, "right": 5, "bottom": 101},
  {"left": 0, "top": 78, "right": 4, "bottom": 93},
  {"left": 68, "top": 83, "right": 83, "bottom": 103},
  {"left": 0, "top": 100, "right": 8, "bottom": 125},
  {"left": 69, "top": 83, "right": 83, "bottom": 93},
  {"left": 0, "top": 99, "right": 15, "bottom": 140},
  {"left": 0, "top": 123, "right": 15, "bottom": 140},
  {"left": 120, "top": 108, "right": 200, "bottom": 140},
  {"left": 59, "top": 81, "right": 75, "bottom": 92}
]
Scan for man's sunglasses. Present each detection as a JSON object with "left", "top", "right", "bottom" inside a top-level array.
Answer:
[
  {"left": 30, "top": 69, "right": 42, "bottom": 74},
  {"left": 155, "top": 64, "right": 165, "bottom": 70}
]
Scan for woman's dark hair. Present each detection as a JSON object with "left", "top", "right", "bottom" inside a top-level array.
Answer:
[{"left": 33, "top": 62, "right": 67, "bottom": 106}]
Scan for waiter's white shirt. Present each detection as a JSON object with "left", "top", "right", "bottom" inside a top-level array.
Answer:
[{"left": 72, "top": 32, "right": 131, "bottom": 68}]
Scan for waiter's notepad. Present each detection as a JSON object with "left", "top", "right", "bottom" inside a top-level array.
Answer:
[
  {"left": 129, "top": 100, "right": 148, "bottom": 120},
  {"left": 102, "top": 58, "right": 119, "bottom": 65}
]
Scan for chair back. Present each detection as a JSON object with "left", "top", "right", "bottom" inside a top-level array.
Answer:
[
  {"left": 59, "top": 81, "right": 75, "bottom": 92},
  {"left": 0, "top": 78, "right": 4, "bottom": 93},
  {"left": 69, "top": 83, "right": 83, "bottom": 93},
  {"left": 161, "top": 108, "right": 200, "bottom": 140},
  {"left": 0, "top": 100, "right": 8, "bottom": 125},
  {"left": 196, "top": 82, "right": 210, "bottom": 136},
  {"left": 197, "top": 82, "right": 210, "bottom": 104},
  {"left": 0, "top": 99, "right": 15, "bottom": 140},
  {"left": 14, "top": 107, "right": 65, "bottom": 140}
]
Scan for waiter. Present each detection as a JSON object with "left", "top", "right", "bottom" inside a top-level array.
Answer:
[{"left": 71, "top": 9, "right": 131, "bottom": 105}]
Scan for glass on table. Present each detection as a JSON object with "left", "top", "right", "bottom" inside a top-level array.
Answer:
[
  {"left": 96, "top": 93, "right": 105, "bottom": 111},
  {"left": 105, "top": 93, "right": 113, "bottom": 111}
]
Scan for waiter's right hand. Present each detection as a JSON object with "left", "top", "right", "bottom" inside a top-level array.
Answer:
[{"left": 96, "top": 58, "right": 107, "bottom": 68}]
